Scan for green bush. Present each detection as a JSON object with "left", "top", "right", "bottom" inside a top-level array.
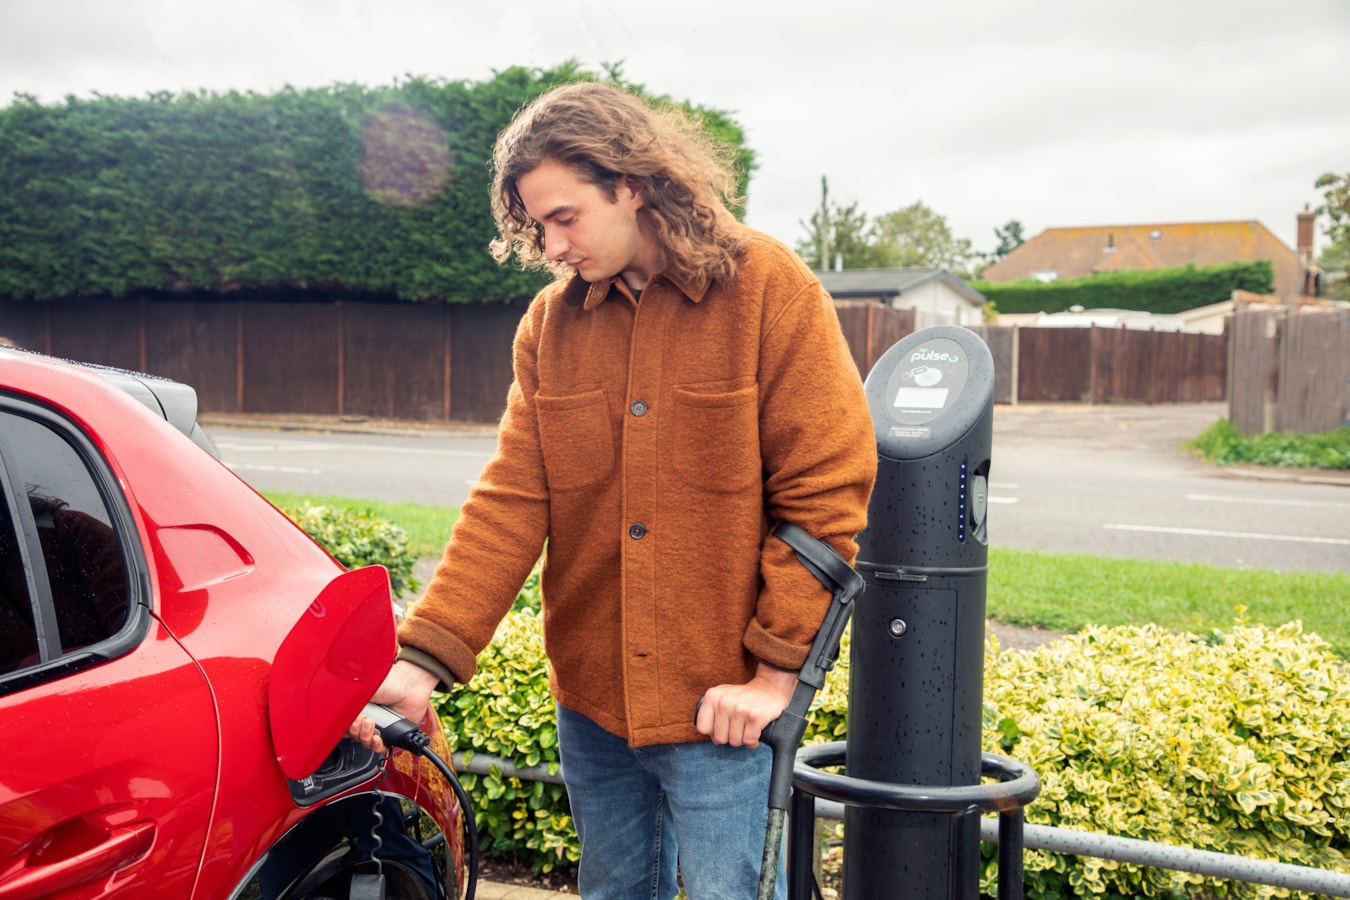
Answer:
[
  {"left": 0, "top": 65, "right": 753, "bottom": 304},
  {"left": 435, "top": 576, "right": 838, "bottom": 875},
  {"left": 443, "top": 614, "right": 1350, "bottom": 895},
  {"left": 971, "top": 261, "right": 1274, "bottom": 316},
  {"left": 979, "top": 619, "right": 1350, "bottom": 898},
  {"left": 1189, "top": 419, "right": 1350, "bottom": 470},
  {"left": 433, "top": 602, "right": 578, "bottom": 874},
  {"left": 280, "top": 502, "right": 419, "bottom": 597}
]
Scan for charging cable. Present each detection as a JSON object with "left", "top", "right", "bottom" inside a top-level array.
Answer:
[{"left": 363, "top": 703, "right": 479, "bottom": 900}]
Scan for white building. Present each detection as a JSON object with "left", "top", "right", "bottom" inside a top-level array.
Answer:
[{"left": 818, "top": 268, "right": 986, "bottom": 329}]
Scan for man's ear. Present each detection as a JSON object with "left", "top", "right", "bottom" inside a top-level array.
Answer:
[{"left": 621, "top": 176, "right": 645, "bottom": 210}]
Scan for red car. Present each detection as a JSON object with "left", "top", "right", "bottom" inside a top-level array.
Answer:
[{"left": 0, "top": 347, "right": 468, "bottom": 899}]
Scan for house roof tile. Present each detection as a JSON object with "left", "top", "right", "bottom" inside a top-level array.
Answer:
[{"left": 982, "top": 219, "right": 1307, "bottom": 300}]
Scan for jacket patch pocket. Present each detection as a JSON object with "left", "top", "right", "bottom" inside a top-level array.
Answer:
[
  {"left": 536, "top": 389, "right": 615, "bottom": 492},
  {"left": 673, "top": 384, "right": 760, "bottom": 493}
]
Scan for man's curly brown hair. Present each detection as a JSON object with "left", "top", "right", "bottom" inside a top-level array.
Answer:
[{"left": 490, "top": 81, "right": 747, "bottom": 290}]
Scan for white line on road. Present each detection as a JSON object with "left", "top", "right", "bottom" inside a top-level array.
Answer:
[
  {"left": 1185, "top": 493, "right": 1350, "bottom": 510},
  {"left": 225, "top": 463, "right": 323, "bottom": 474},
  {"left": 1105, "top": 523, "right": 1350, "bottom": 546},
  {"left": 212, "top": 440, "right": 490, "bottom": 458},
  {"left": 989, "top": 497, "right": 1019, "bottom": 504}
]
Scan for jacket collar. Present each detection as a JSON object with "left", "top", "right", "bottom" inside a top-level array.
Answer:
[{"left": 582, "top": 270, "right": 709, "bottom": 310}]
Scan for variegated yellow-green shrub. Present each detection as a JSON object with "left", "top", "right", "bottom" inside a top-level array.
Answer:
[
  {"left": 981, "top": 620, "right": 1350, "bottom": 899},
  {"left": 432, "top": 609, "right": 1350, "bottom": 894},
  {"left": 430, "top": 577, "right": 581, "bottom": 874},
  {"left": 281, "top": 502, "right": 419, "bottom": 597}
]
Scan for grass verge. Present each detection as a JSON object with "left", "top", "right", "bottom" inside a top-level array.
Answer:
[
  {"left": 988, "top": 546, "right": 1350, "bottom": 656},
  {"left": 264, "top": 490, "right": 1350, "bottom": 656},
  {"left": 1188, "top": 419, "right": 1350, "bottom": 469},
  {"left": 260, "top": 491, "right": 459, "bottom": 559}
]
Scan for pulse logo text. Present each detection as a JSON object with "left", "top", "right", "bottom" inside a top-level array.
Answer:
[{"left": 910, "top": 348, "right": 960, "bottom": 363}]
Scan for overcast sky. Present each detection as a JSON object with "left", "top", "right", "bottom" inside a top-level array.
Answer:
[{"left": 3, "top": 0, "right": 1347, "bottom": 256}]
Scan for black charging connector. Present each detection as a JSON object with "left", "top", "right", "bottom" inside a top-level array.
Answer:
[
  {"left": 360, "top": 702, "right": 478, "bottom": 900},
  {"left": 362, "top": 703, "right": 430, "bottom": 752}
]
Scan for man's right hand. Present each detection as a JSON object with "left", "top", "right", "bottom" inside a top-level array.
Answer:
[{"left": 348, "top": 659, "right": 443, "bottom": 754}]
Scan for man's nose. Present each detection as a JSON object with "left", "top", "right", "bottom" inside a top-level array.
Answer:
[{"left": 543, "top": 227, "right": 569, "bottom": 261}]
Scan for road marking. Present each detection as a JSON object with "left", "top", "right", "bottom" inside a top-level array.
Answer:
[
  {"left": 225, "top": 463, "right": 323, "bottom": 474},
  {"left": 989, "top": 497, "right": 1019, "bottom": 504},
  {"left": 213, "top": 439, "right": 490, "bottom": 458},
  {"left": 1185, "top": 493, "right": 1350, "bottom": 510},
  {"left": 1105, "top": 523, "right": 1350, "bottom": 546}
]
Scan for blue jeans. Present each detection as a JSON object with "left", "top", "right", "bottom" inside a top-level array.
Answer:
[{"left": 557, "top": 704, "right": 786, "bottom": 900}]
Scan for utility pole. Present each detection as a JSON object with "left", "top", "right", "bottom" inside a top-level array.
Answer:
[{"left": 819, "top": 175, "right": 830, "bottom": 272}]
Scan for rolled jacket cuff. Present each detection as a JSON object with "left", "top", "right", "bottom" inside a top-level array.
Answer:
[
  {"left": 743, "top": 617, "right": 810, "bottom": 673},
  {"left": 397, "top": 645, "right": 457, "bottom": 693}
]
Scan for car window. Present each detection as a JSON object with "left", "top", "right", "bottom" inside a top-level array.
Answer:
[
  {"left": 0, "top": 410, "right": 130, "bottom": 675},
  {"left": 0, "top": 498, "right": 39, "bottom": 672}
]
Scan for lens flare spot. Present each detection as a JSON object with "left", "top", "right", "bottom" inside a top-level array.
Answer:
[{"left": 361, "top": 105, "right": 451, "bottom": 208}]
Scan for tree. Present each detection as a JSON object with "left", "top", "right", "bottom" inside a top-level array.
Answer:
[
  {"left": 871, "top": 202, "right": 978, "bottom": 276},
  {"left": 796, "top": 195, "right": 979, "bottom": 276},
  {"left": 1315, "top": 172, "right": 1350, "bottom": 300},
  {"left": 990, "top": 219, "right": 1027, "bottom": 261},
  {"left": 795, "top": 199, "right": 895, "bottom": 270}
]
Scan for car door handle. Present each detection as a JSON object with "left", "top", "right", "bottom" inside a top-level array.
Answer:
[{"left": 0, "top": 820, "right": 155, "bottom": 900}]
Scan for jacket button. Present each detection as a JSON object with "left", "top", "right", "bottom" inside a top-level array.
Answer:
[
  {"left": 629, "top": 523, "right": 646, "bottom": 540},
  {"left": 630, "top": 400, "right": 648, "bottom": 416}
]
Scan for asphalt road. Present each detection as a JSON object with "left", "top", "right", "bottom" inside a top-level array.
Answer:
[
  {"left": 204, "top": 402, "right": 1350, "bottom": 575},
  {"left": 986, "top": 403, "right": 1350, "bottom": 574}
]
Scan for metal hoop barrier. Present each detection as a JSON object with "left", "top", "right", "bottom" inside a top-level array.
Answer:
[{"left": 788, "top": 743, "right": 1041, "bottom": 900}]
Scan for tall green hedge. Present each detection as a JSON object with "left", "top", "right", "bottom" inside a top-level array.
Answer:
[
  {"left": 0, "top": 64, "right": 754, "bottom": 303},
  {"left": 971, "top": 261, "right": 1275, "bottom": 316}
]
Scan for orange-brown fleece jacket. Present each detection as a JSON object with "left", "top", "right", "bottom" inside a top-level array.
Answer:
[{"left": 397, "top": 228, "right": 876, "bottom": 746}]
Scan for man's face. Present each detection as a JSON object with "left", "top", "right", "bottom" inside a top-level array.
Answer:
[{"left": 516, "top": 158, "right": 658, "bottom": 287}]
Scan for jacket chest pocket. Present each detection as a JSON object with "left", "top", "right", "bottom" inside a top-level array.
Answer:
[
  {"left": 673, "top": 385, "right": 761, "bottom": 493},
  {"left": 536, "top": 389, "right": 615, "bottom": 492}
]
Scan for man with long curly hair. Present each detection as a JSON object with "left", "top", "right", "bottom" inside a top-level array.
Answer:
[{"left": 354, "top": 81, "right": 876, "bottom": 899}]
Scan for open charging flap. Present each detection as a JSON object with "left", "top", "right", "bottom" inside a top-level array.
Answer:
[{"left": 269, "top": 565, "right": 397, "bottom": 779}]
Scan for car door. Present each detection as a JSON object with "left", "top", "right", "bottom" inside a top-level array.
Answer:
[{"left": 0, "top": 399, "right": 219, "bottom": 899}]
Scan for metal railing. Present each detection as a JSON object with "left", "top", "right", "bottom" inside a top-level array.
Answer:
[{"left": 451, "top": 751, "right": 1350, "bottom": 898}]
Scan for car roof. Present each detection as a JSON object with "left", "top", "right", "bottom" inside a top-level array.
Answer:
[{"left": 0, "top": 347, "right": 219, "bottom": 457}]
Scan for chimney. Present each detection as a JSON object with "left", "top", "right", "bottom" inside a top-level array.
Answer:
[{"left": 1297, "top": 204, "right": 1316, "bottom": 267}]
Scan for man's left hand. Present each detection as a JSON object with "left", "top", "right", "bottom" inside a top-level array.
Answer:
[{"left": 696, "top": 660, "right": 798, "bottom": 748}]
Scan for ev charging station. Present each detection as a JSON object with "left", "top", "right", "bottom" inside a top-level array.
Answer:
[
  {"left": 788, "top": 326, "right": 1039, "bottom": 900},
  {"left": 851, "top": 324, "right": 995, "bottom": 897}
]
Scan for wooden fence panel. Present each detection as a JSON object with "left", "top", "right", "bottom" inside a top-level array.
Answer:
[
  {"left": 1145, "top": 330, "right": 1183, "bottom": 403},
  {"left": 243, "top": 303, "right": 341, "bottom": 414},
  {"left": 1274, "top": 310, "right": 1350, "bottom": 433},
  {"left": 1200, "top": 333, "right": 1228, "bottom": 402},
  {"left": 1018, "top": 328, "right": 1091, "bottom": 402},
  {"left": 1088, "top": 328, "right": 1133, "bottom": 402},
  {"left": 449, "top": 302, "right": 528, "bottom": 423},
  {"left": 1082, "top": 327, "right": 1226, "bottom": 405},
  {"left": 47, "top": 299, "right": 143, "bottom": 372},
  {"left": 145, "top": 299, "right": 241, "bottom": 413},
  {"left": 1227, "top": 310, "right": 1275, "bottom": 435},
  {"left": 965, "top": 325, "right": 1015, "bottom": 404},
  {"left": 5, "top": 297, "right": 1248, "bottom": 424},
  {"left": 824, "top": 303, "right": 914, "bottom": 379},
  {"left": 834, "top": 304, "right": 870, "bottom": 376},
  {"left": 1155, "top": 331, "right": 1191, "bottom": 403},
  {"left": 0, "top": 302, "right": 48, "bottom": 353},
  {"left": 341, "top": 302, "right": 449, "bottom": 420},
  {"left": 865, "top": 306, "right": 914, "bottom": 378}
]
